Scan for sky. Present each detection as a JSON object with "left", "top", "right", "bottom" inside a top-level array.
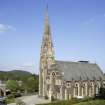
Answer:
[{"left": 0, "top": 0, "right": 105, "bottom": 74}]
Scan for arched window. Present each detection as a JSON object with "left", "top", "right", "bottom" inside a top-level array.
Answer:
[
  {"left": 0, "top": 89, "right": 4, "bottom": 96},
  {"left": 75, "top": 83, "right": 79, "bottom": 96},
  {"left": 96, "top": 82, "right": 100, "bottom": 94},
  {"left": 92, "top": 82, "right": 94, "bottom": 95},
  {"left": 96, "top": 85, "right": 99, "bottom": 94},
  {"left": 66, "top": 82, "right": 71, "bottom": 88},
  {"left": 83, "top": 83, "right": 85, "bottom": 96},
  {"left": 52, "top": 72, "right": 56, "bottom": 77},
  {"left": 51, "top": 72, "right": 56, "bottom": 85},
  {"left": 103, "top": 82, "right": 105, "bottom": 88},
  {"left": 89, "top": 82, "right": 94, "bottom": 96}
]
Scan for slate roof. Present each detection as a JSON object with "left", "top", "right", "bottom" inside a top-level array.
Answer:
[{"left": 51, "top": 60, "right": 105, "bottom": 81}]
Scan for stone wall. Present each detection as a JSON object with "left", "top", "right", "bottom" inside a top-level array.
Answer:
[{"left": 47, "top": 71, "right": 104, "bottom": 100}]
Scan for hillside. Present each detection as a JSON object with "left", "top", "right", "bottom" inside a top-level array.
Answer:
[
  {"left": 0, "top": 70, "right": 33, "bottom": 81},
  {"left": 8, "top": 70, "right": 32, "bottom": 76}
]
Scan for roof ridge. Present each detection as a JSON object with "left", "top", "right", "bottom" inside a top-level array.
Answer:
[{"left": 55, "top": 60, "right": 95, "bottom": 65}]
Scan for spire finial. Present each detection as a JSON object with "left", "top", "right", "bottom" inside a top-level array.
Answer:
[
  {"left": 46, "top": 2, "right": 48, "bottom": 10},
  {"left": 46, "top": 0, "right": 48, "bottom": 9},
  {"left": 45, "top": 2, "right": 48, "bottom": 16},
  {"left": 44, "top": 2, "right": 49, "bottom": 34}
]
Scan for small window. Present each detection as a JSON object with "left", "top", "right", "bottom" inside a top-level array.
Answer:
[
  {"left": 91, "top": 82, "right": 93, "bottom": 86},
  {"left": 103, "top": 83, "right": 105, "bottom": 87},
  {"left": 75, "top": 83, "right": 78, "bottom": 87},
  {"left": 52, "top": 72, "right": 56, "bottom": 77},
  {"left": 83, "top": 84, "right": 85, "bottom": 87},
  {"left": 66, "top": 82, "right": 71, "bottom": 88}
]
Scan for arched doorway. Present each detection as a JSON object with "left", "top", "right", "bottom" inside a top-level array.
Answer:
[{"left": 0, "top": 88, "right": 4, "bottom": 97}]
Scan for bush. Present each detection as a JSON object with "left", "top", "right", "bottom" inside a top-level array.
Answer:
[
  {"left": 6, "top": 97, "right": 15, "bottom": 104},
  {"left": 95, "top": 87, "right": 105, "bottom": 99},
  {"left": 7, "top": 94, "right": 14, "bottom": 99}
]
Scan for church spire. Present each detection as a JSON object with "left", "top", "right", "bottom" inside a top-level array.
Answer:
[
  {"left": 39, "top": 5, "right": 55, "bottom": 97},
  {"left": 44, "top": 4, "right": 50, "bottom": 35},
  {"left": 42, "top": 4, "right": 53, "bottom": 47},
  {"left": 41, "top": 4, "right": 55, "bottom": 61}
]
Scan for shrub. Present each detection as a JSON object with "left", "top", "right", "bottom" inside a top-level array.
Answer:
[
  {"left": 95, "top": 87, "right": 105, "bottom": 99},
  {"left": 6, "top": 97, "right": 15, "bottom": 104},
  {"left": 7, "top": 94, "right": 14, "bottom": 99},
  {"left": 45, "top": 95, "right": 48, "bottom": 99}
]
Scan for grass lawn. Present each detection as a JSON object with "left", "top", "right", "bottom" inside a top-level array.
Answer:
[
  {"left": 37, "top": 98, "right": 85, "bottom": 105},
  {"left": 37, "top": 99, "right": 105, "bottom": 105},
  {"left": 6, "top": 98, "right": 15, "bottom": 104},
  {"left": 74, "top": 100, "right": 105, "bottom": 105}
]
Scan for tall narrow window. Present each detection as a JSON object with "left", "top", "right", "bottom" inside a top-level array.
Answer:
[
  {"left": 75, "top": 84, "right": 78, "bottom": 96},
  {"left": 83, "top": 84, "right": 86, "bottom": 96}
]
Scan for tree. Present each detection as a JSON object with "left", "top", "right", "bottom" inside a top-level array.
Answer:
[
  {"left": 25, "top": 75, "right": 39, "bottom": 93},
  {"left": 98, "top": 87, "right": 105, "bottom": 99},
  {"left": 6, "top": 80, "right": 19, "bottom": 92}
]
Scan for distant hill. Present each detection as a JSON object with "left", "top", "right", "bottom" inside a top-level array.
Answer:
[
  {"left": 0, "top": 70, "right": 33, "bottom": 81},
  {"left": 8, "top": 70, "right": 32, "bottom": 76}
]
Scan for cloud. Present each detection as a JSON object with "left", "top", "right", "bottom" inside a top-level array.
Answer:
[{"left": 0, "top": 24, "right": 16, "bottom": 32}]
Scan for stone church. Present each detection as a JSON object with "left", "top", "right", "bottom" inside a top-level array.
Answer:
[{"left": 39, "top": 7, "right": 105, "bottom": 100}]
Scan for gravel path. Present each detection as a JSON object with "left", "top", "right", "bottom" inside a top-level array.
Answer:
[
  {"left": 8, "top": 103, "right": 16, "bottom": 105},
  {"left": 15, "top": 95, "right": 50, "bottom": 105},
  {"left": 8, "top": 95, "right": 50, "bottom": 105}
]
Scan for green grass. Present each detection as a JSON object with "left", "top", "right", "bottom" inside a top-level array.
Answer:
[
  {"left": 6, "top": 98, "right": 15, "bottom": 104},
  {"left": 37, "top": 99, "right": 105, "bottom": 105},
  {"left": 74, "top": 100, "right": 105, "bottom": 105},
  {"left": 37, "top": 98, "right": 85, "bottom": 105}
]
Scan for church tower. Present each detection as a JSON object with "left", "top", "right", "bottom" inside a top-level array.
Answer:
[{"left": 39, "top": 6, "right": 55, "bottom": 97}]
